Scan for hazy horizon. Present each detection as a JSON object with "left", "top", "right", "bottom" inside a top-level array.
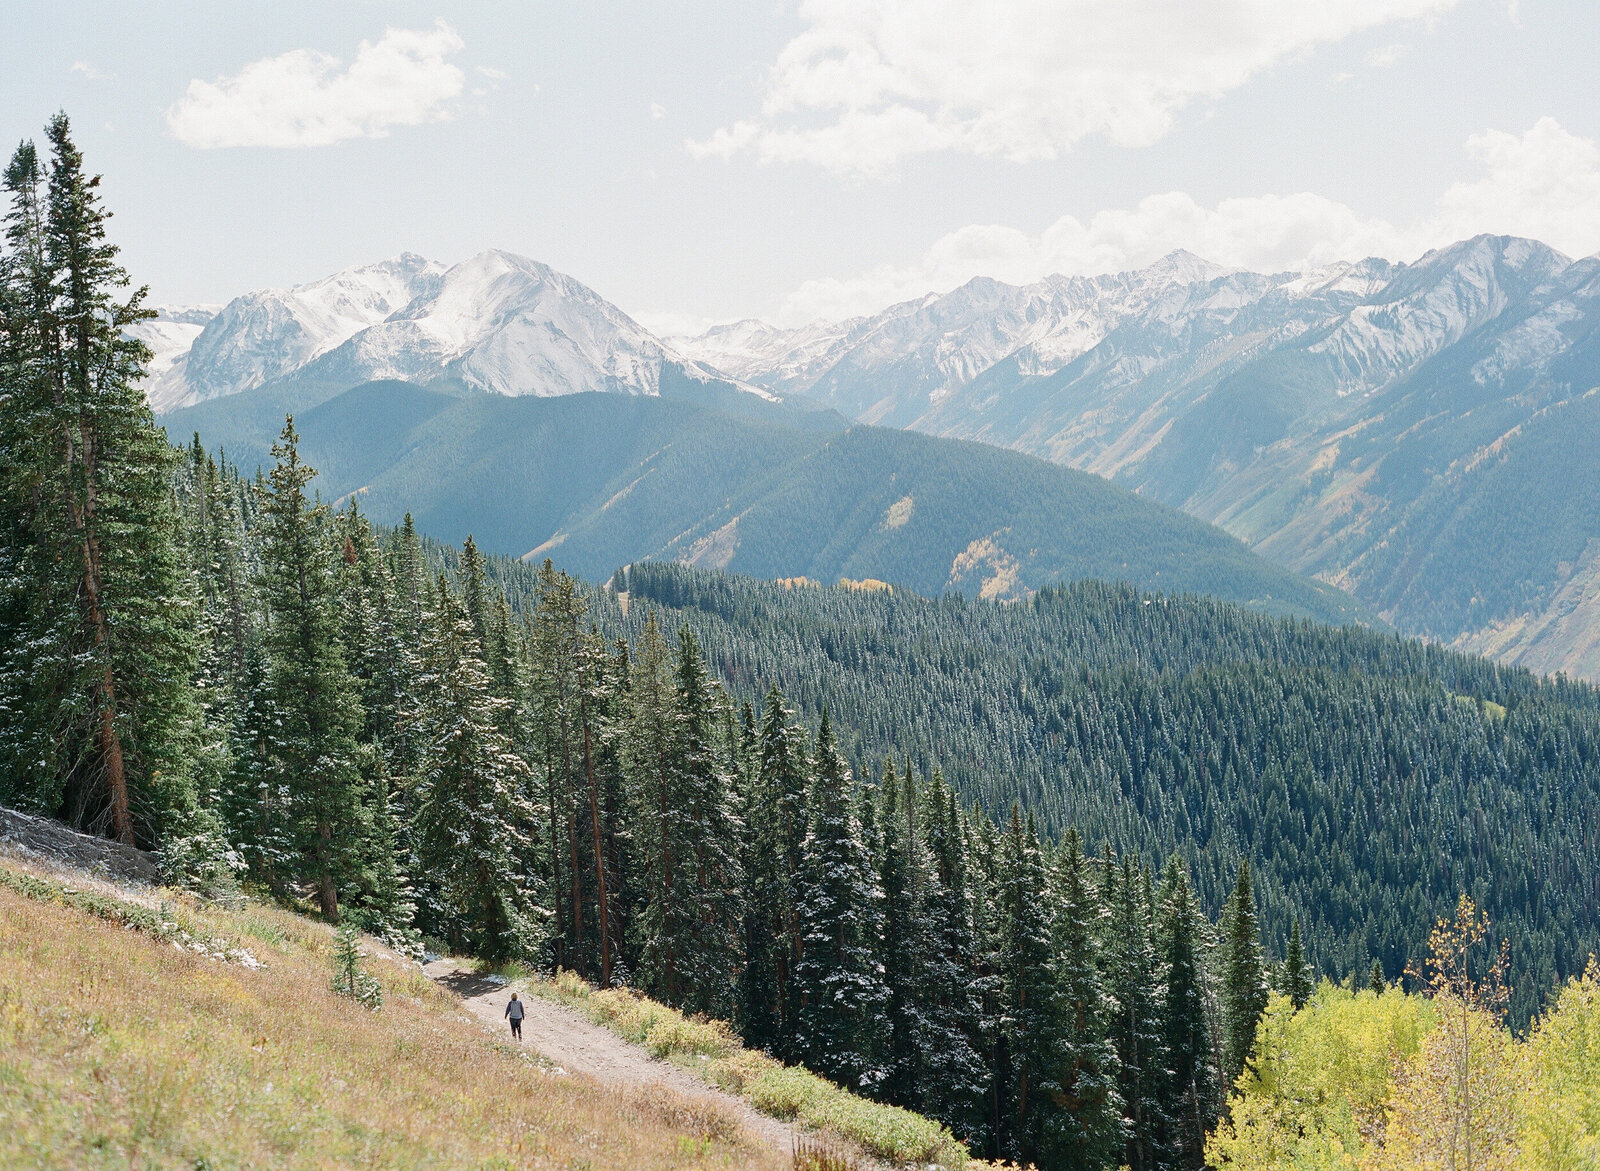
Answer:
[{"left": 5, "top": 1, "right": 1597, "bottom": 329}]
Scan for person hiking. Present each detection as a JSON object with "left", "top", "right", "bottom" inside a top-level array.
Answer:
[{"left": 505, "top": 991, "right": 525, "bottom": 1040}]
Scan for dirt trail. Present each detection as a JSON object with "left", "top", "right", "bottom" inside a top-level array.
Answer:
[{"left": 423, "top": 961, "right": 807, "bottom": 1159}]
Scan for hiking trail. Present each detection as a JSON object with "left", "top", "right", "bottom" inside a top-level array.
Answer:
[{"left": 423, "top": 961, "right": 824, "bottom": 1161}]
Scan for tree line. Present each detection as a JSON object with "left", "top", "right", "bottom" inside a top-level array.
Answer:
[{"left": 3, "top": 117, "right": 1596, "bottom": 1168}]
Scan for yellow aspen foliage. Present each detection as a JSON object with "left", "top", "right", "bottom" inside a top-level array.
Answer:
[
  {"left": 1366, "top": 1001, "right": 1523, "bottom": 1171},
  {"left": 1518, "top": 956, "right": 1600, "bottom": 1170},
  {"left": 1206, "top": 985, "right": 1434, "bottom": 1170}
]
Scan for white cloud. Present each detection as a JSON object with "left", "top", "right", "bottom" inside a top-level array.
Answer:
[
  {"left": 692, "top": 0, "right": 1458, "bottom": 174},
  {"left": 778, "top": 119, "right": 1600, "bottom": 323},
  {"left": 167, "top": 22, "right": 466, "bottom": 149},
  {"left": 1431, "top": 118, "right": 1600, "bottom": 257},
  {"left": 71, "top": 60, "right": 107, "bottom": 81},
  {"left": 651, "top": 102, "right": 668, "bottom": 121},
  {"left": 1365, "top": 42, "right": 1409, "bottom": 67},
  {"left": 477, "top": 65, "right": 508, "bottom": 80}
]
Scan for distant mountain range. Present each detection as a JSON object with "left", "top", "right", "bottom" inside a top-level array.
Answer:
[
  {"left": 134, "top": 249, "right": 763, "bottom": 413},
  {"left": 674, "top": 236, "right": 1600, "bottom": 677},
  {"left": 165, "top": 379, "right": 1362, "bottom": 627},
  {"left": 146, "top": 235, "right": 1600, "bottom": 676}
]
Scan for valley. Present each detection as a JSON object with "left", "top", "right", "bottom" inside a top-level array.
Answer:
[{"left": 145, "top": 234, "right": 1600, "bottom": 677}]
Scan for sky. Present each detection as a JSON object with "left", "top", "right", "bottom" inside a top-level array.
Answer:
[{"left": 3, "top": 1, "right": 1598, "bottom": 331}]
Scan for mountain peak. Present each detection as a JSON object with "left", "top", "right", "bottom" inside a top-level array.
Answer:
[{"left": 1137, "top": 249, "right": 1236, "bottom": 286}]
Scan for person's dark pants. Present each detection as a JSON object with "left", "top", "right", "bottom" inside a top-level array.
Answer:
[{"left": 510, "top": 1017, "right": 522, "bottom": 1039}]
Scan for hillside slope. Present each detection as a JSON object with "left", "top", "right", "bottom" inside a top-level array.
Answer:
[
  {"left": 164, "top": 379, "right": 1367, "bottom": 625},
  {"left": 0, "top": 852, "right": 788, "bottom": 1170},
  {"left": 683, "top": 237, "right": 1600, "bottom": 674},
  {"left": 584, "top": 562, "right": 1600, "bottom": 1025}
]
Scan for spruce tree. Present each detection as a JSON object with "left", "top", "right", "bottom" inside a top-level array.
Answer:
[
  {"left": 1219, "top": 858, "right": 1269, "bottom": 1091},
  {"left": 1155, "top": 856, "right": 1219, "bottom": 1169},
  {"left": 1102, "top": 855, "right": 1167, "bottom": 1171},
  {"left": 918, "top": 769, "right": 991, "bottom": 1144},
  {"left": 755, "top": 686, "right": 811, "bottom": 1056},
  {"left": 670, "top": 627, "right": 743, "bottom": 1019},
  {"left": 531, "top": 560, "right": 589, "bottom": 973},
  {"left": 738, "top": 686, "right": 813, "bottom": 1053},
  {"left": 1282, "top": 919, "right": 1312, "bottom": 1009},
  {"left": 627, "top": 610, "right": 697, "bottom": 1004},
  {"left": 1046, "top": 830, "right": 1126, "bottom": 1171},
  {"left": 0, "top": 117, "right": 200, "bottom": 844},
  {"left": 876, "top": 759, "right": 929, "bottom": 1108},
  {"left": 257, "top": 417, "right": 369, "bottom": 917},
  {"left": 413, "top": 587, "right": 539, "bottom": 961},
  {"left": 1369, "top": 958, "right": 1387, "bottom": 995},
  {"left": 792, "top": 711, "right": 888, "bottom": 1092},
  {"left": 997, "top": 808, "right": 1063, "bottom": 1166}
]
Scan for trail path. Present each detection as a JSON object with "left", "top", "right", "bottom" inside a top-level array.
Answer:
[{"left": 422, "top": 962, "right": 808, "bottom": 1160}]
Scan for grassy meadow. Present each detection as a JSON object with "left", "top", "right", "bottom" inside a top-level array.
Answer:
[{"left": 0, "top": 860, "right": 785, "bottom": 1170}]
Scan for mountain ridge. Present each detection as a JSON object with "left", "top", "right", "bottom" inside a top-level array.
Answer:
[
  {"left": 144, "top": 235, "right": 1600, "bottom": 675},
  {"left": 164, "top": 379, "right": 1368, "bottom": 627}
]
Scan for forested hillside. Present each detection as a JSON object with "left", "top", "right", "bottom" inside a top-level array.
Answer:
[
  {"left": 161, "top": 375, "right": 1368, "bottom": 626},
  {"left": 450, "top": 557, "right": 1592, "bottom": 1029},
  {"left": 7, "top": 118, "right": 1600, "bottom": 1170}
]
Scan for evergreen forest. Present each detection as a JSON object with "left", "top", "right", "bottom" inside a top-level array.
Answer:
[{"left": 5, "top": 118, "right": 1600, "bottom": 1169}]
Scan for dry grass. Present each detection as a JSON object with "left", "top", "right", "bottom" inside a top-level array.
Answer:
[
  {"left": 0, "top": 860, "right": 785, "bottom": 1170},
  {"left": 792, "top": 1134, "right": 863, "bottom": 1170},
  {"left": 536, "top": 970, "right": 971, "bottom": 1168}
]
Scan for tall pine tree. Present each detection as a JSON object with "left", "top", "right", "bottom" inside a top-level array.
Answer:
[
  {"left": 1219, "top": 858, "right": 1269, "bottom": 1092},
  {"left": 256, "top": 417, "right": 369, "bottom": 917},
  {"left": 413, "top": 586, "right": 539, "bottom": 960},
  {"left": 792, "top": 711, "right": 888, "bottom": 1092},
  {"left": 0, "top": 116, "right": 200, "bottom": 844}
]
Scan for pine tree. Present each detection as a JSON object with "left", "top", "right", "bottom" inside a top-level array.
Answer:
[
  {"left": 1370, "top": 958, "right": 1387, "bottom": 995},
  {"left": 0, "top": 117, "right": 200, "bottom": 844},
  {"left": 737, "top": 691, "right": 788, "bottom": 1052},
  {"left": 876, "top": 759, "right": 929, "bottom": 1108},
  {"left": 1046, "top": 830, "right": 1126, "bottom": 1171},
  {"left": 413, "top": 587, "right": 539, "bottom": 961},
  {"left": 997, "top": 808, "right": 1063, "bottom": 1166},
  {"left": 1282, "top": 919, "right": 1312, "bottom": 1009},
  {"left": 670, "top": 627, "right": 743, "bottom": 1020},
  {"left": 1219, "top": 858, "right": 1269, "bottom": 1091},
  {"left": 257, "top": 416, "right": 370, "bottom": 917},
  {"left": 531, "top": 559, "right": 590, "bottom": 973},
  {"left": 1101, "top": 855, "right": 1167, "bottom": 1171},
  {"left": 918, "top": 769, "right": 991, "bottom": 1144},
  {"left": 1155, "top": 856, "right": 1220, "bottom": 1169},
  {"left": 627, "top": 610, "right": 697, "bottom": 1004},
  {"left": 754, "top": 686, "right": 811, "bottom": 1056},
  {"left": 792, "top": 711, "right": 888, "bottom": 1092}
]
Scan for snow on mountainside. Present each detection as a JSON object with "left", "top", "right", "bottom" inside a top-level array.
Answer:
[
  {"left": 675, "top": 235, "right": 1600, "bottom": 678},
  {"left": 298, "top": 250, "right": 748, "bottom": 398},
  {"left": 126, "top": 305, "right": 218, "bottom": 396},
  {"left": 147, "top": 254, "right": 444, "bottom": 412},
  {"left": 143, "top": 250, "right": 764, "bottom": 411}
]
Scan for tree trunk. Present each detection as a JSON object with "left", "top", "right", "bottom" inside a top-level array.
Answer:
[
  {"left": 317, "top": 818, "right": 339, "bottom": 918},
  {"left": 582, "top": 700, "right": 612, "bottom": 987},
  {"left": 75, "top": 422, "right": 132, "bottom": 845}
]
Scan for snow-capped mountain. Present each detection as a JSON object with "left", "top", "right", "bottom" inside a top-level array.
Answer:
[
  {"left": 126, "top": 305, "right": 219, "bottom": 402},
  {"left": 678, "top": 235, "right": 1600, "bottom": 676},
  {"left": 148, "top": 254, "right": 445, "bottom": 412},
  {"left": 145, "top": 250, "right": 762, "bottom": 412}
]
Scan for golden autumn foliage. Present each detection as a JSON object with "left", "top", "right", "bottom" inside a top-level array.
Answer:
[{"left": 1209, "top": 898, "right": 1600, "bottom": 1171}]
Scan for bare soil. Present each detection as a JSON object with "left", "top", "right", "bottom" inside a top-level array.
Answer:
[{"left": 424, "top": 961, "right": 808, "bottom": 1159}]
